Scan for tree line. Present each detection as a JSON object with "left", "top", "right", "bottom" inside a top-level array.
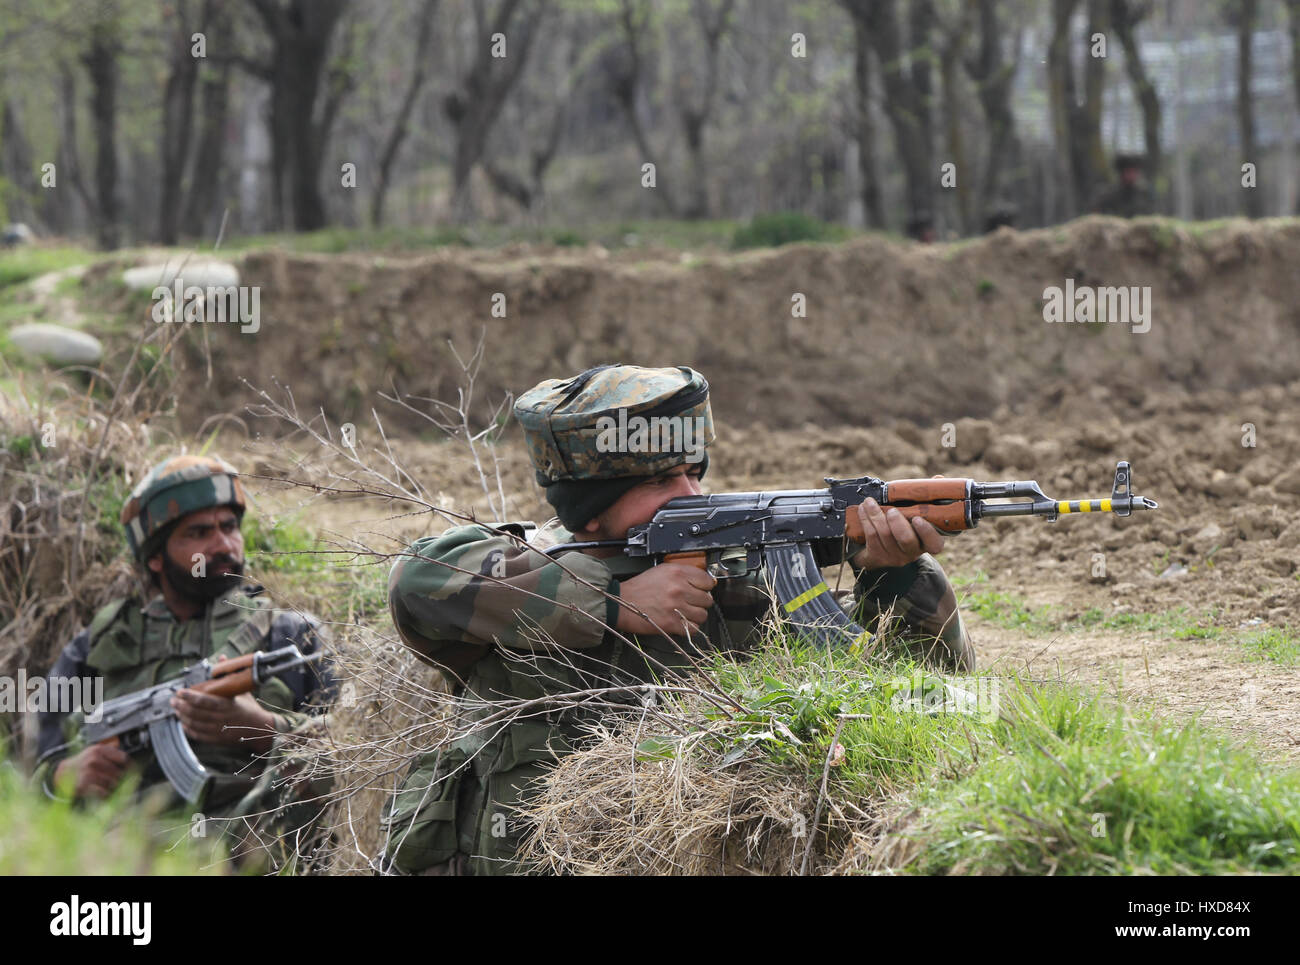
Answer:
[{"left": 0, "top": 0, "right": 1297, "bottom": 249}]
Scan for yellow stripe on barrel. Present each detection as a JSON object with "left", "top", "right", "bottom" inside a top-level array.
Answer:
[
  {"left": 1061, "top": 499, "right": 1114, "bottom": 514},
  {"left": 784, "top": 581, "right": 829, "bottom": 613}
]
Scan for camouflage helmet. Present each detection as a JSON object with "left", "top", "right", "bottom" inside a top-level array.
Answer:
[
  {"left": 120, "top": 454, "right": 246, "bottom": 561},
  {"left": 514, "top": 364, "right": 715, "bottom": 485}
]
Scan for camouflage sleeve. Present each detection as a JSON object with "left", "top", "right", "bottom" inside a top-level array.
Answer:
[
  {"left": 259, "top": 611, "right": 335, "bottom": 732},
  {"left": 389, "top": 524, "right": 619, "bottom": 663},
  {"left": 32, "top": 628, "right": 92, "bottom": 797},
  {"left": 850, "top": 554, "right": 975, "bottom": 674}
]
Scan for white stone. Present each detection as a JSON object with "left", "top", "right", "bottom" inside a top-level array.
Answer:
[
  {"left": 9, "top": 323, "right": 102, "bottom": 365},
  {"left": 122, "top": 260, "right": 240, "bottom": 291}
]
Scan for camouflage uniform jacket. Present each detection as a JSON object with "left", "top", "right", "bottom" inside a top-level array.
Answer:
[
  {"left": 383, "top": 519, "right": 972, "bottom": 874},
  {"left": 34, "top": 583, "right": 333, "bottom": 810}
]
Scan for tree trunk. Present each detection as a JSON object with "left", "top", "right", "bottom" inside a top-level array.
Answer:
[
  {"left": 1047, "top": 0, "right": 1079, "bottom": 217},
  {"left": 846, "top": 0, "right": 934, "bottom": 229},
  {"left": 371, "top": 0, "right": 439, "bottom": 227},
  {"left": 55, "top": 65, "right": 94, "bottom": 233},
  {"left": 1288, "top": 1, "right": 1300, "bottom": 213},
  {"left": 849, "top": 13, "right": 884, "bottom": 229},
  {"left": 965, "top": 0, "right": 1022, "bottom": 215},
  {"left": 608, "top": 0, "right": 676, "bottom": 215},
  {"left": 277, "top": 29, "right": 334, "bottom": 231},
  {"left": 248, "top": 0, "right": 350, "bottom": 231},
  {"left": 675, "top": 0, "right": 735, "bottom": 220},
  {"left": 1079, "top": 0, "right": 1109, "bottom": 203},
  {"left": 1, "top": 98, "right": 38, "bottom": 225},
  {"left": 81, "top": 22, "right": 120, "bottom": 250},
  {"left": 1049, "top": 0, "right": 1107, "bottom": 217},
  {"left": 907, "top": 0, "right": 936, "bottom": 222},
  {"left": 158, "top": 0, "right": 200, "bottom": 244},
  {"left": 1110, "top": 0, "right": 1161, "bottom": 210},
  {"left": 938, "top": 10, "right": 971, "bottom": 234},
  {"left": 1237, "top": 0, "right": 1263, "bottom": 217},
  {"left": 445, "top": 0, "right": 547, "bottom": 223},
  {"left": 181, "top": 0, "right": 233, "bottom": 238}
]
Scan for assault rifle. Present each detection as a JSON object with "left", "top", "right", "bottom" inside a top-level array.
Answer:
[
  {"left": 79, "top": 645, "right": 321, "bottom": 802},
  {"left": 546, "top": 461, "right": 1158, "bottom": 650}
]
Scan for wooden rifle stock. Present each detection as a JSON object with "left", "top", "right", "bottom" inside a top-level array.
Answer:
[
  {"left": 192, "top": 653, "right": 259, "bottom": 700},
  {"left": 844, "top": 477, "right": 972, "bottom": 541}
]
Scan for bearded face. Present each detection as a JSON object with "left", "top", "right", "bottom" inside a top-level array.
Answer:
[
  {"left": 147, "top": 506, "right": 247, "bottom": 605},
  {"left": 159, "top": 545, "right": 246, "bottom": 602}
]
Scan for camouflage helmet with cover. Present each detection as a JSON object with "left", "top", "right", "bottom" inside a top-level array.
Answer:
[
  {"left": 120, "top": 454, "right": 246, "bottom": 562},
  {"left": 514, "top": 364, "right": 715, "bottom": 530}
]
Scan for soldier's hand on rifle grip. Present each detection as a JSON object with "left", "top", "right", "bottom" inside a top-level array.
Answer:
[
  {"left": 172, "top": 671, "right": 278, "bottom": 753},
  {"left": 850, "top": 497, "right": 946, "bottom": 570},
  {"left": 54, "top": 741, "right": 129, "bottom": 800},
  {"left": 616, "top": 562, "right": 718, "bottom": 636}
]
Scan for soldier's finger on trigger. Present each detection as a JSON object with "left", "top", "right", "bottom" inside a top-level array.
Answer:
[{"left": 94, "top": 743, "right": 128, "bottom": 766}]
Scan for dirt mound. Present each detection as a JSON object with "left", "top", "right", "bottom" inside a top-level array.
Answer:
[{"left": 150, "top": 217, "right": 1300, "bottom": 436}]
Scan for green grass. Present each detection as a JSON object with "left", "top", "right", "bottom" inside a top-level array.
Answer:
[
  {"left": 645, "top": 635, "right": 1300, "bottom": 874},
  {"left": 211, "top": 219, "right": 839, "bottom": 255},
  {"left": 215, "top": 225, "right": 474, "bottom": 255},
  {"left": 0, "top": 293, "right": 43, "bottom": 326},
  {"left": 0, "top": 245, "right": 96, "bottom": 289},
  {"left": 907, "top": 686, "right": 1300, "bottom": 874},
  {"left": 655, "top": 640, "right": 1002, "bottom": 799},
  {"left": 964, "top": 589, "right": 1223, "bottom": 636},
  {"left": 241, "top": 514, "right": 392, "bottom": 622},
  {"left": 1239, "top": 628, "right": 1300, "bottom": 665},
  {"left": 0, "top": 755, "right": 221, "bottom": 874},
  {"left": 962, "top": 587, "right": 1299, "bottom": 667},
  {"left": 242, "top": 515, "right": 324, "bottom": 573}
]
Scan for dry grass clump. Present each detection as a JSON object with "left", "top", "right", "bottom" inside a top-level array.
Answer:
[
  {"left": 0, "top": 386, "right": 154, "bottom": 761},
  {"left": 517, "top": 633, "right": 986, "bottom": 876},
  {"left": 523, "top": 722, "right": 836, "bottom": 875},
  {"left": 515, "top": 634, "right": 915, "bottom": 877},
  {"left": 297, "top": 619, "right": 457, "bottom": 874}
]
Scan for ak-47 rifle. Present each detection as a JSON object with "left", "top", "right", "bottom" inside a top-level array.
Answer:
[
  {"left": 546, "top": 460, "right": 1158, "bottom": 649},
  {"left": 76, "top": 645, "right": 321, "bottom": 802}
]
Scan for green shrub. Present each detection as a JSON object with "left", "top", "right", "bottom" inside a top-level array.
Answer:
[
  {"left": 731, "top": 212, "right": 840, "bottom": 249},
  {"left": 241, "top": 516, "right": 320, "bottom": 573}
]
